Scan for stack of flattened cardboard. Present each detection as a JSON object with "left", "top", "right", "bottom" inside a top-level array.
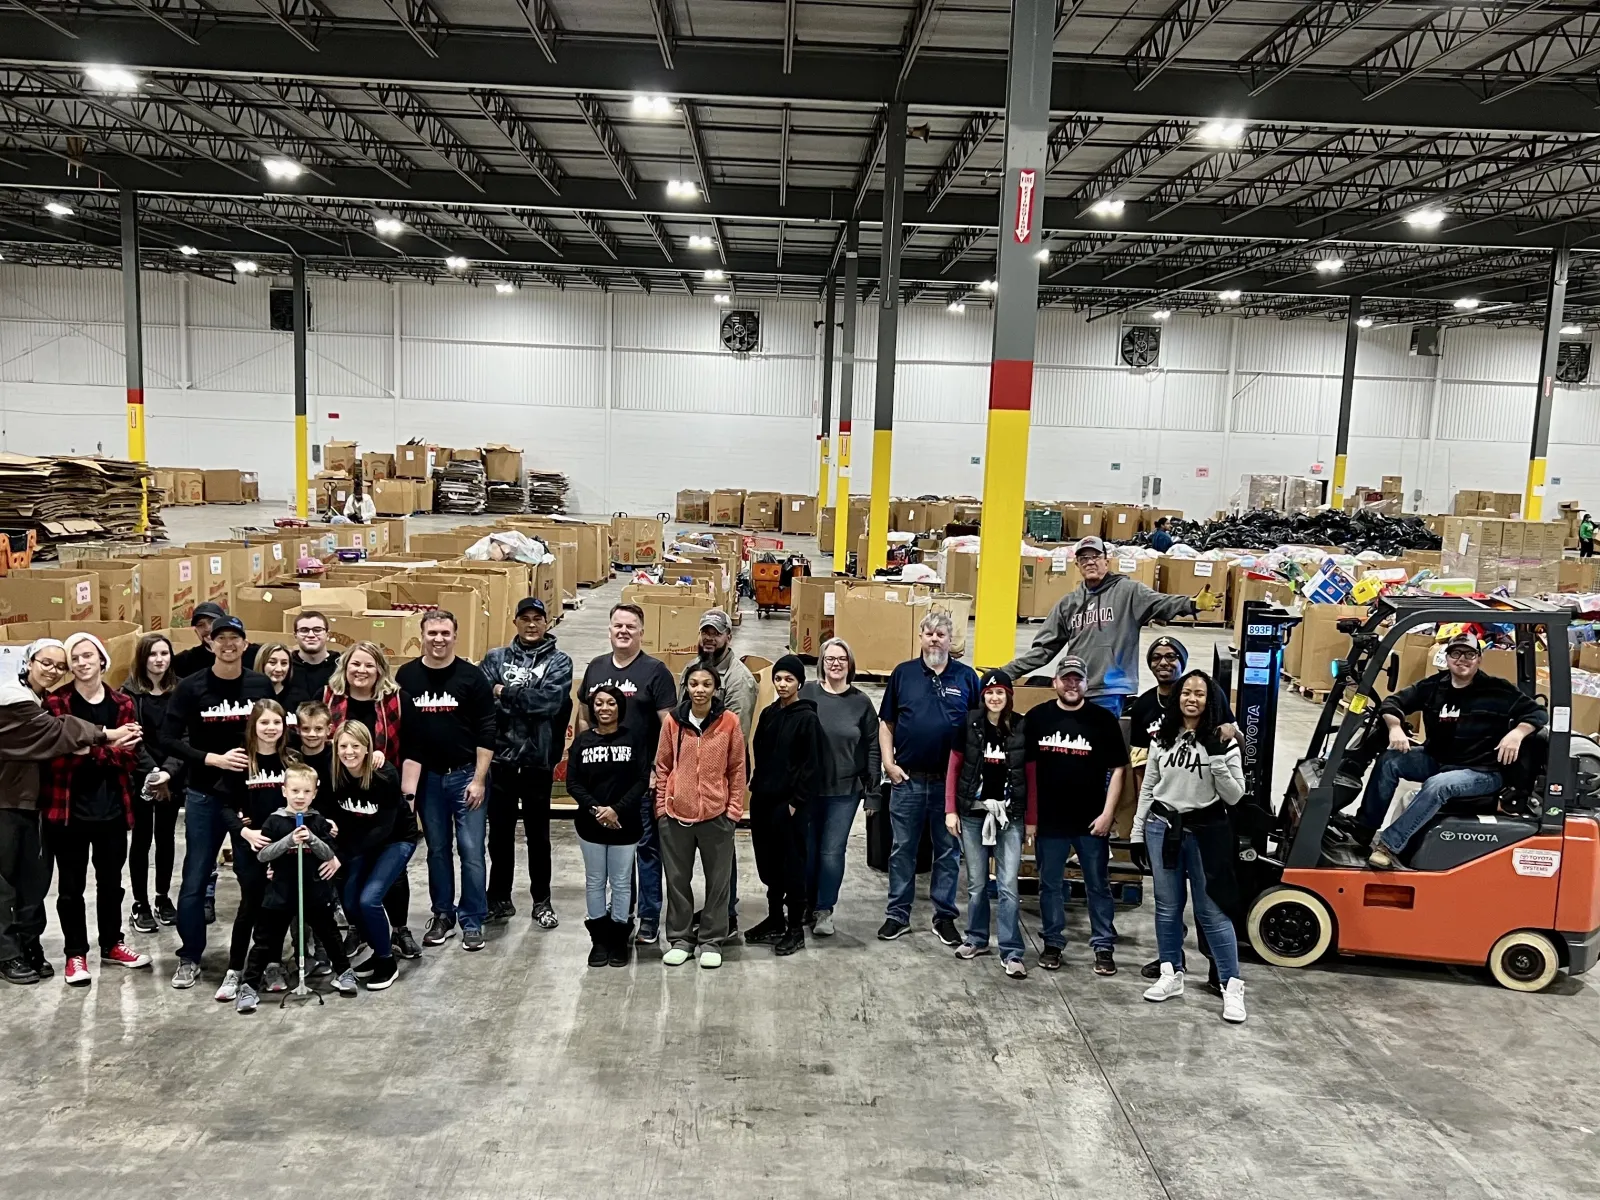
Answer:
[
  {"left": 526, "top": 471, "right": 569, "bottom": 515},
  {"left": 0, "top": 453, "right": 164, "bottom": 559},
  {"left": 435, "top": 459, "right": 487, "bottom": 515}
]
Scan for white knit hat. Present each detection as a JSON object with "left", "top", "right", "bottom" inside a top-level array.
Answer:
[{"left": 62, "top": 631, "right": 109, "bottom": 670}]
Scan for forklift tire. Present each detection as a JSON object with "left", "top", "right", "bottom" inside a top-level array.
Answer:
[
  {"left": 1487, "top": 930, "right": 1561, "bottom": 992},
  {"left": 1247, "top": 887, "right": 1335, "bottom": 968}
]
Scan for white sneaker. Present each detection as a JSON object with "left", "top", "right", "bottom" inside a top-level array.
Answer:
[
  {"left": 662, "top": 947, "right": 690, "bottom": 966},
  {"left": 263, "top": 962, "right": 287, "bottom": 993},
  {"left": 1143, "top": 963, "right": 1185, "bottom": 1002},
  {"left": 213, "top": 969, "right": 241, "bottom": 1002},
  {"left": 699, "top": 947, "right": 722, "bottom": 969},
  {"left": 1222, "top": 977, "right": 1247, "bottom": 1024},
  {"left": 812, "top": 909, "right": 835, "bottom": 937}
]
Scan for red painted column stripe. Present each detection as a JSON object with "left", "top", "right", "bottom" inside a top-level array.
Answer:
[
  {"left": 126, "top": 387, "right": 145, "bottom": 404},
  {"left": 988, "top": 358, "right": 1034, "bottom": 411},
  {"left": 838, "top": 419, "right": 853, "bottom": 432}
]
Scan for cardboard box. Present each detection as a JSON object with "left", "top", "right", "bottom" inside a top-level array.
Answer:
[
  {"left": 1140, "top": 507, "right": 1183, "bottom": 533},
  {"left": 745, "top": 491, "right": 782, "bottom": 531},
  {"left": 193, "top": 547, "right": 234, "bottom": 610},
  {"left": 1285, "top": 603, "right": 1368, "bottom": 691},
  {"left": 372, "top": 478, "right": 418, "bottom": 517},
  {"left": 77, "top": 560, "right": 142, "bottom": 626},
  {"left": 1102, "top": 504, "right": 1142, "bottom": 542},
  {"left": 409, "top": 529, "right": 483, "bottom": 557},
  {"left": 320, "top": 610, "right": 426, "bottom": 660},
  {"left": 518, "top": 521, "right": 610, "bottom": 586},
  {"left": 943, "top": 546, "right": 979, "bottom": 597},
  {"left": 324, "top": 441, "right": 359, "bottom": 474},
  {"left": 1561, "top": 559, "right": 1600, "bottom": 593},
  {"left": 1058, "top": 505, "right": 1103, "bottom": 539},
  {"left": 202, "top": 469, "right": 245, "bottom": 504},
  {"left": 232, "top": 586, "right": 307, "bottom": 638},
  {"left": 932, "top": 592, "right": 973, "bottom": 658},
  {"left": 0, "top": 620, "right": 140, "bottom": 688},
  {"left": 710, "top": 490, "right": 746, "bottom": 526},
  {"left": 611, "top": 516, "right": 665, "bottom": 566},
  {"left": 362, "top": 452, "right": 395, "bottom": 482},
  {"left": 127, "top": 555, "right": 197, "bottom": 630},
  {"left": 1018, "top": 556, "right": 1074, "bottom": 619},
  {"left": 832, "top": 580, "right": 934, "bottom": 675},
  {"left": 395, "top": 443, "right": 435, "bottom": 479},
  {"left": 788, "top": 575, "right": 835, "bottom": 658},
  {"left": 636, "top": 601, "right": 705, "bottom": 656},
  {"left": 0, "top": 571, "right": 99, "bottom": 627},
  {"left": 483, "top": 444, "right": 523, "bottom": 483},
  {"left": 172, "top": 470, "right": 205, "bottom": 505},
  {"left": 621, "top": 581, "right": 717, "bottom": 609},
  {"left": 818, "top": 507, "right": 836, "bottom": 548},
  {"left": 780, "top": 494, "right": 817, "bottom": 535},
  {"left": 1158, "top": 559, "right": 1227, "bottom": 624},
  {"left": 676, "top": 490, "right": 711, "bottom": 523}
]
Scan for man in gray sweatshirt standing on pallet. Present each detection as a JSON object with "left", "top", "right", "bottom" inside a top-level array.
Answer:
[{"left": 1004, "top": 537, "right": 1217, "bottom": 717}]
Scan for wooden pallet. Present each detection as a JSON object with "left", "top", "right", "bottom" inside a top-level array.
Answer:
[{"left": 1284, "top": 677, "right": 1333, "bottom": 703}]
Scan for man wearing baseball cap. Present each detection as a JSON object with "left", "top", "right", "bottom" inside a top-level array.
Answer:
[
  {"left": 172, "top": 601, "right": 260, "bottom": 679},
  {"left": 681, "top": 609, "right": 757, "bottom": 743},
  {"left": 1003, "top": 536, "right": 1209, "bottom": 716},
  {"left": 1360, "top": 631, "right": 1546, "bottom": 869},
  {"left": 1023, "top": 655, "right": 1129, "bottom": 975},
  {"left": 482, "top": 596, "right": 573, "bottom": 927}
]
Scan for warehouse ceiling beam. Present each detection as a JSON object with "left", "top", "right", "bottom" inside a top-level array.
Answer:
[
  {"left": 898, "top": 0, "right": 942, "bottom": 91},
  {"left": 644, "top": 0, "right": 677, "bottom": 71},
  {"left": 380, "top": 0, "right": 448, "bottom": 59},
  {"left": 1242, "top": 0, "right": 1400, "bottom": 94},
  {"left": 1466, "top": 6, "right": 1600, "bottom": 102},
  {"left": 924, "top": 113, "right": 998, "bottom": 210},
  {"left": 1056, "top": 0, "right": 1087, "bottom": 35},
  {"left": 571, "top": 209, "right": 621, "bottom": 260},
  {"left": 1127, "top": 0, "right": 1241, "bottom": 89},
  {"left": 252, "top": 79, "right": 415, "bottom": 187},
  {"left": 778, "top": 104, "right": 790, "bottom": 206},
  {"left": 127, "top": 0, "right": 212, "bottom": 47},
  {"left": 1143, "top": 127, "right": 1339, "bottom": 218},
  {"left": 849, "top": 108, "right": 887, "bottom": 216},
  {"left": 574, "top": 93, "right": 641, "bottom": 199},
  {"left": 1071, "top": 119, "right": 1193, "bottom": 214},
  {"left": 513, "top": 0, "right": 560, "bottom": 64},
  {"left": 1354, "top": 1, "right": 1551, "bottom": 101},
  {"left": 364, "top": 85, "right": 488, "bottom": 191},
  {"left": 679, "top": 100, "right": 714, "bottom": 203},
  {"left": 249, "top": 0, "right": 330, "bottom": 53},
  {"left": 1045, "top": 112, "right": 1101, "bottom": 174},
  {"left": 470, "top": 90, "right": 563, "bottom": 194},
  {"left": 783, "top": 0, "right": 796, "bottom": 73}
]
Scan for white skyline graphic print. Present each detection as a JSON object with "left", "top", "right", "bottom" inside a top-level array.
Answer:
[
  {"left": 983, "top": 744, "right": 1006, "bottom": 764},
  {"left": 1439, "top": 704, "right": 1462, "bottom": 720},
  {"left": 202, "top": 700, "right": 253, "bottom": 722},
  {"left": 246, "top": 769, "right": 285, "bottom": 789},
  {"left": 340, "top": 796, "right": 380, "bottom": 815},
  {"left": 413, "top": 691, "right": 460, "bottom": 712},
  {"left": 1036, "top": 730, "right": 1095, "bottom": 755}
]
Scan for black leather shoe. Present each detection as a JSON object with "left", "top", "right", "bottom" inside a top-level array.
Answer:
[
  {"left": 0, "top": 956, "right": 40, "bottom": 985},
  {"left": 23, "top": 943, "right": 51, "bottom": 980}
]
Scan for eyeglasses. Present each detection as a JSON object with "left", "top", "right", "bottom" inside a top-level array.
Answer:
[
  {"left": 1446, "top": 647, "right": 1479, "bottom": 660},
  {"left": 1149, "top": 653, "right": 1180, "bottom": 663},
  {"left": 822, "top": 655, "right": 850, "bottom": 665},
  {"left": 34, "top": 661, "right": 64, "bottom": 674},
  {"left": 297, "top": 625, "right": 327, "bottom": 634}
]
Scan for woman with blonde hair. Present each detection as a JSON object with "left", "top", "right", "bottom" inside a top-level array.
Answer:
[
  {"left": 326, "top": 640, "right": 402, "bottom": 764},
  {"left": 329, "top": 720, "right": 409, "bottom": 990}
]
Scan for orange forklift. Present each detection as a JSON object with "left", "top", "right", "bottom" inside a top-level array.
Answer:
[{"left": 1225, "top": 595, "right": 1600, "bottom": 991}]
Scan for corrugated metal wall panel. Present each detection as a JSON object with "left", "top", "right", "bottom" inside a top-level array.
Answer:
[
  {"left": 1157, "top": 370, "right": 1226, "bottom": 431},
  {"left": 1350, "top": 377, "right": 1430, "bottom": 439},
  {"left": 1356, "top": 324, "right": 1435, "bottom": 379},
  {"left": 1232, "top": 373, "right": 1336, "bottom": 434},
  {"left": 403, "top": 341, "right": 602, "bottom": 407},
  {"left": 187, "top": 275, "right": 268, "bottom": 332},
  {"left": 897, "top": 305, "right": 992, "bottom": 363},
  {"left": 1436, "top": 381, "right": 1533, "bottom": 440},
  {"left": 1445, "top": 325, "right": 1541, "bottom": 384},
  {"left": 310, "top": 334, "right": 391, "bottom": 398},
  {"left": 0, "top": 267, "right": 123, "bottom": 323},
  {"left": 1036, "top": 310, "right": 1118, "bottom": 367},
  {"left": 1235, "top": 318, "right": 1341, "bottom": 375},
  {"left": 893, "top": 361, "right": 987, "bottom": 423},
  {"left": 613, "top": 296, "right": 813, "bottom": 357},
  {"left": 191, "top": 328, "right": 291, "bottom": 392},
  {"left": 0, "top": 321, "right": 124, "bottom": 386},
  {"left": 1035, "top": 367, "right": 1155, "bottom": 427},
  {"left": 1551, "top": 388, "right": 1600, "bottom": 446},
  {"left": 614, "top": 349, "right": 813, "bottom": 415},
  {"left": 141, "top": 325, "right": 184, "bottom": 388},
  {"left": 1159, "top": 316, "right": 1231, "bottom": 372},
  {"left": 403, "top": 284, "right": 603, "bottom": 347},
  {"left": 311, "top": 278, "right": 391, "bottom": 336}
]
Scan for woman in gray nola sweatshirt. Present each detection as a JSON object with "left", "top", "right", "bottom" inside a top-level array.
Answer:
[
  {"left": 797, "top": 638, "right": 881, "bottom": 937},
  {"left": 1130, "top": 670, "right": 1249, "bottom": 1024}
]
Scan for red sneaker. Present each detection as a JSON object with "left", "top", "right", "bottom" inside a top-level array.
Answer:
[
  {"left": 101, "top": 943, "right": 152, "bottom": 969},
  {"left": 64, "top": 955, "right": 90, "bottom": 986}
]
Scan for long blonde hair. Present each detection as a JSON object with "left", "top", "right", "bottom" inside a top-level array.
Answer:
[
  {"left": 328, "top": 640, "right": 398, "bottom": 699},
  {"left": 333, "top": 719, "right": 377, "bottom": 790}
]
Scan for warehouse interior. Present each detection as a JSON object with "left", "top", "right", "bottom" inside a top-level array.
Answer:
[{"left": 1, "top": 0, "right": 1599, "bottom": 1196}]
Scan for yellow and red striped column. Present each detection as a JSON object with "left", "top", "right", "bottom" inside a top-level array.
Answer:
[
  {"left": 1525, "top": 247, "right": 1568, "bottom": 522},
  {"left": 832, "top": 225, "right": 859, "bottom": 572},
  {"left": 120, "top": 190, "right": 148, "bottom": 533}
]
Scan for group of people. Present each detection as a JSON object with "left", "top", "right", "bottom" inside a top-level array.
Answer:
[{"left": 0, "top": 532, "right": 1546, "bottom": 1027}]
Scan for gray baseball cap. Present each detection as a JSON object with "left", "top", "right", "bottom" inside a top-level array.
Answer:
[
  {"left": 1075, "top": 536, "right": 1107, "bottom": 558},
  {"left": 699, "top": 609, "right": 733, "bottom": 635},
  {"left": 1055, "top": 655, "right": 1089, "bottom": 680}
]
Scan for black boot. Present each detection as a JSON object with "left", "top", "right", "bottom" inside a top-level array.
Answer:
[
  {"left": 606, "top": 918, "right": 632, "bottom": 967},
  {"left": 585, "top": 919, "right": 609, "bottom": 967},
  {"left": 745, "top": 913, "right": 786, "bottom": 945}
]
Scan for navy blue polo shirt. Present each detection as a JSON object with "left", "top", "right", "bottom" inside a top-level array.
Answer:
[{"left": 878, "top": 657, "right": 982, "bottom": 774}]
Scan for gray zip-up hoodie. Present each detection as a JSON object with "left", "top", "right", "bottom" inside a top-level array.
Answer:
[
  {"left": 1131, "top": 730, "right": 1245, "bottom": 841},
  {"left": 1003, "top": 573, "right": 1193, "bottom": 698}
]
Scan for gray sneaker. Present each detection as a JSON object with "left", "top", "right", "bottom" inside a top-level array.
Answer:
[
  {"left": 213, "top": 968, "right": 241, "bottom": 1002},
  {"left": 170, "top": 960, "right": 202, "bottom": 990},
  {"left": 263, "top": 962, "right": 287, "bottom": 993},
  {"left": 812, "top": 909, "right": 836, "bottom": 937},
  {"left": 235, "top": 983, "right": 259, "bottom": 1014},
  {"left": 332, "top": 968, "right": 359, "bottom": 996}
]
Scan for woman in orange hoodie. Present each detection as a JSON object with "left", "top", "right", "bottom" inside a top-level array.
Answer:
[{"left": 655, "top": 664, "right": 745, "bottom": 969}]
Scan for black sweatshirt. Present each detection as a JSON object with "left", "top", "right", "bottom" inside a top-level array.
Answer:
[
  {"left": 1379, "top": 669, "right": 1547, "bottom": 771},
  {"left": 173, "top": 642, "right": 260, "bottom": 679},
  {"left": 233, "top": 750, "right": 288, "bottom": 835},
  {"left": 397, "top": 658, "right": 497, "bottom": 773},
  {"left": 257, "top": 807, "right": 339, "bottom": 910},
  {"left": 329, "top": 764, "right": 405, "bottom": 857},
  {"left": 566, "top": 728, "right": 648, "bottom": 845},
  {"left": 292, "top": 651, "right": 340, "bottom": 701},
  {"left": 162, "top": 668, "right": 277, "bottom": 798},
  {"left": 124, "top": 686, "right": 185, "bottom": 795},
  {"left": 748, "top": 696, "right": 822, "bottom": 812}
]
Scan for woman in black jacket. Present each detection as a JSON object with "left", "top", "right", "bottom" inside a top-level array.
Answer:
[
  {"left": 566, "top": 685, "right": 648, "bottom": 968},
  {"left": 123, "top": 633, "right": 183, "bottom": 933},
  {"left": 747, "top": 655, "right": 822, "bottom": 957},
  {"left": 943, "top": 669, "right": 1029, "bottom": 978},
  {"left": 331, "top": 720, "right": 409, "bottom": 991}
]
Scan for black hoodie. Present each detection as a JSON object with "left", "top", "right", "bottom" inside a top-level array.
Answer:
[
  {"left": 329, "top": 764, "right": 405, "bottom": 856},
  {"left": 749, "top": 695, "right": 822, "bottom": 812},
  {"left": 566, "top": 727, "right": 649, "bottom": 846}
]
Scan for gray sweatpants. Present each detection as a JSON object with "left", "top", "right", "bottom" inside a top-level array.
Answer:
[{"left": 660, "top": 814, "right": 736, "bottom": 950}]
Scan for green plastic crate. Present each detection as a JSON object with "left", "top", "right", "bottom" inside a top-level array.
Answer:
[{"left": 1025, "top": 508, "right": 1063, "bottom": 541}]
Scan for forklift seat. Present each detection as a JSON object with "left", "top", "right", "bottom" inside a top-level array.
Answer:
[{"left": 1404, "top": 731, "right": 1549, "bottom": 868}]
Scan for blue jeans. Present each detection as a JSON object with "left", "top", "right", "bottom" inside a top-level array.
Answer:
[
  {"left": 1035, "top": 833, "right": 1117, "bottom": 951},
  {"left": 1359, "top": 749, "right": 1502, "bottom": 853},
  {"left": 1090, "top": 695, "right": 1127, "bottom": 716},
  {"left": 1146, "top": 815, "right": 1239, "bottom": 984},
  {"left": 177, "top": 789, "right": 245, "bottom": 964},
  {"left": 342, "top": 841, "right": 416, "bottom": 959},
  {"left": 579, "top": 838, "right": 635, "bottom": 921},
  {"left": 806, "top": 793, "right": 860, "bottom": 912},
  {"left": 419, "top": 766, "right": 488, "bottom": 932},
  {"left": 636, "top": 792, "right": 662, "bottom": 927},
  {"left": 958, "top": 816, "right": 1023, "bottom": 961},
  {"left": 885, "top": 777, "right": 960, "bottom": 924}
]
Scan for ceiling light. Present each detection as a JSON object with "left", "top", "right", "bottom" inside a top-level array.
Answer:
[
  {"left": 84, "top": 65, "right": 139, "bottom": 91},
  {"left": 1218, "top": 289, "right": 1242, "bottom": 303},
  {"left": 978, "top": 279, "right": 997, "bottom": 293},
  {"left": 1152, "top": 309, "right": 1171, "bottom": 321},
  {"left": 631, "top": 94, "right": 673, "bottom": 116},
  {"left": 703, "top": 268, "right": 726, "bottom": 281},
  {"left": 1035, "top": 248, "right": 1051, "bottom": 262},
  {"left": 1315, "top": 257, "right": 1344, "bottom": 274},
  {"left": 666, "top": 179, "right": 700, "bottom": 199},
  {"left": 232, "top": 260, "right": 258, "bottom": 274},
  {"left": 1199, "top": 120, "right": 1245, "bottom": 144},
  {"left": 262, "top": 157, "right": 303, "bottom": 181},
  {"left": 1405, "top": 207, "right": 1446, "bottom": 229},
  {"left": 445, "top": 256, "right": 470, "bottom": 271},
  {"left": 178, "top": 245, "right": 198, "bottom": 257},
  {"left": 1453, "top": 298, "right": 1479, "bottom": 310},
  {"left": 1091, "top": 197, "right": 1125, "bottom": 216},
  {"left": 1356, "top": 316, "right": 1374, "bottom": 329},
  {"left": 1560, "top": 324, "right": 1583, "bottom": 336},
  {"left": 948, "top": 302, "right": 966, "bottom": 313},
  {"left": 713, "top": 293, "right": 732, "bottom": 304},
  {"left": 44, "top": 201, "right": 73, "bottom": 217},
  {"left": 373, "top": 216, "right": 405, "bottom": 237},
  {"left": 687, "top": 234, "right": 713, "bottom": 250},
  {"left": 495, "top": 281, "right": 516, "bottom": 294}
]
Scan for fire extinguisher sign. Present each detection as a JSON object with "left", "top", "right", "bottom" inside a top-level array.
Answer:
[{"left": 1013, "top": 169, "right": 1037, "bottom": 243}]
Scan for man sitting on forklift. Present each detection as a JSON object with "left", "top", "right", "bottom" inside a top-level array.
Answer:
[{"left": 1359, "top": 632, "right": 1547, "bottom": 870}]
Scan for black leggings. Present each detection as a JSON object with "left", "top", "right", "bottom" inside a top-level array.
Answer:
[
  {"left": 245, "top": 903, "right": 347, "bottom": 990},
  {"left": 229, "top": 856, "right": 268, "bottom": 972},
  {"left": 750, "top": 798, "right": 808, "bottom": 929},
  {"left": 129, "top": 799, "right": 178, "bottom": 906}
]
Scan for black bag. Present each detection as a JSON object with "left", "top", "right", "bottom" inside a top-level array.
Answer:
[{"left": 865, "top": 782, "right": 933, "bottom": 874}]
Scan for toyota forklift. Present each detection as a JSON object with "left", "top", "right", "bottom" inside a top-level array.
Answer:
[{"left": 1219, "top": 595, "right": 1600, "bottom": 991}]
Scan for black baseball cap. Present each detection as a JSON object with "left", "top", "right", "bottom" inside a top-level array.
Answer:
[
  {"left": 191, "top": 601, "right": 227, "bottom": 627},
  {"left": 210, "top": 616, "right": 247, "bottom": 639},
  {"left": 516, "top": 596, "right": 548, "bottom": 619}
]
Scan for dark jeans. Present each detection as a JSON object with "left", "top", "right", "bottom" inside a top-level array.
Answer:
[
  {"left": 0, "top": 808, "right": 49, "bottom": 961},
  {"left": 487, "top": 764, "right": 553, "bottom": 905},
  {"left": 344, "top": 841, "right": 416, "bottom": 959},
  {"left": 44, "top": 818, "right": 128, "bottom": 958},
  {"left": 245, "top": 902, "right": 348, "bottom": 991},
  {"left": 1581, "top": 539, "right": 1594, "bottom": 559},
  {"left": 177, "top": 789, "right": 245, "bottom": 964},
  {"left": 751, "top": 796, "right": 807, "bottom": 928},
  {"left": 636, "top": 789, "right": 663, "bottom": 926},
  {"left": 1358, "top": 748, "right": 1503, "bottom": 852},
  {"left": 385, "top": 871, "right": 410, "bottom": 931},
  {"left": 130, "top": 798, "right": 178, "bottom": 906},
  {"left": 419, "top": 766, "right": 488, "bottom": 932},
  {"left": 228, "top": 854, "right": 268, "bottom": 972},
  {"left": 1034, "top": 833, "right": 1117, "bottom": 951},
  {"left": 804, "top": 793, "right": 859, "bottom": 913},
  {"left": 885, "top": 776, "right": 960, "bottom": 925}
]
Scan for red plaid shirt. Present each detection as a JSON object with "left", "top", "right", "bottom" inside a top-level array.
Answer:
[
  {"left": 42, "top": 688, "right": 139, "bottom": 827},
  {"left": 325, "top": 688, "right": 403, "bottom": 763}
]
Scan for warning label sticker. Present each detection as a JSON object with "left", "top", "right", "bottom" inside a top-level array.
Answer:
[{"left": 1511, "top": 848, "right": 1560, "bottom": 878}]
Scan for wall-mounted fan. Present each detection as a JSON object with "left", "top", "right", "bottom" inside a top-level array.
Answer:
[
  {"left": 720, "top": 309, "right": 760, "bottom": 353},
  {"left": 1120, "top": 324, "right": 1161, "bottom": 368},
  {"left": 1557, "top": 340, "right": 1591, "bottom": 385}
]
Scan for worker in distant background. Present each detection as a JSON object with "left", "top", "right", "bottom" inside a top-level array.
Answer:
[
  {"left": 1580, "top": 513, "right": 1595, "bottom": 559},
  {"left": 1003, "top": 537, "right": 1216, "bottom": 716},
  {"left": 1148, "top": 518, "right": 1174, "bottom": 553}
]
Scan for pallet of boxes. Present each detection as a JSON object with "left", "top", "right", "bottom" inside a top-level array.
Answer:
[
  {"left": 797, "top": 579, "right": 972, "bottom": 675},
  {"left": 1442, "top": 516, "right": 1564, "bottom": 597}
]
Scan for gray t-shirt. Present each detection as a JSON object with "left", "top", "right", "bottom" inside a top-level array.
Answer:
[{"left": 799, "top": 681, "right": 882, "bottom": 799}]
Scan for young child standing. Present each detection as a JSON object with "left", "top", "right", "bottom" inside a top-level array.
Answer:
[
  {"left": 235, "top": 762, "right": 356, "bottom": 1013},
  {"left": 215, "top": 699, "right": 288, "bottom": 1002}
]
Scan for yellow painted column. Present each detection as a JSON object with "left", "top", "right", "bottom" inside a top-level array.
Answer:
[
  {"left": 973, "top": 379, "right": 1034, "bottom": 666},
  {"left": 1329, "top": 453, "right": 1348, "bottom": 511},
  {"left": 832, "top": 427, "right": 853, "bottom": 570},
  {"left": 1524, "top": 456, "right": 1547, "bottom": 522},
  {"left": 295, "top": 413, "right": 309, "bottom": 518},
  {"left": 867, "top": 430, "right": 893, "bottom": 574}
]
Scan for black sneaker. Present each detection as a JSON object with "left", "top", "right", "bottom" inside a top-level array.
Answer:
[
  {"left": 154, "top": 895, "right": 177, "bottom": 926},
  {"left": 364, "top": 956, "right": 398, "bottom": 990},
  {"left": 462, "top": 928, "right": 485, "bottom": 952},
  {"left": 1094, "top": 949, "right": 1118, "bottom": 977},
  {"left": 423, "top": 916, "right": 456, "bottom": 946},
  {"left": 487, "top": 899, "right": 516, "bottom": 923},
  {"left": 204, "top": 898, "right": 216, "bottom": 925},
  {"left": 931, "top": 917, "right": 961, "bottom": 947},
  {"left": 353, "top": 957, "right": 379, "bottom": 978},
  {"left": 774, "top": 927, "right": 805, "bottom": 956},
  {"left": 22, "top": 943, "right": 51, "bottom": 980},
  {"left": 131, "top": 902, "right": 158, "bottom": 934},
  {"left": 309, "top": 956, "right": 332, "bottom": 979},
  {"left": 877, "top": 919, "right": 910, "bottom": 941},
  {"left": 1039, "top": 946, "right": 1063, "bottom": 971},
  {"left": 531, "top": 900, "right": 558, "bottom": 929},
  {"left": 392, "top": 928, "right": 422, "bottom": 959},
  {"left": 744, "top": 915, "right": 786, "bottom": 945},
  {"left": 635, "top": 919, "right": 658, "bottom": 945},
  {"left": 341, "top": 929, "right": 364, "bottom": 957},
  {"left": 0, "top": 956, "right": 40, "bottom": 985}
]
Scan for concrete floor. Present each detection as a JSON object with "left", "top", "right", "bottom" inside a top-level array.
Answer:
[{"left": 9, "top": 502, "right": 1599, "bottom": 1200}]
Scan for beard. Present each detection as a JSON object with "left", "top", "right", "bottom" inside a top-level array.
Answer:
[{"left": 922, "top": 648, "right": 950, "bottom": 670}]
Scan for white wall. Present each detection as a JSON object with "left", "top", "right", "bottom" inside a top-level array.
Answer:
[{"left": 1, "top": 264, "right": 1596, "bottom": 517}]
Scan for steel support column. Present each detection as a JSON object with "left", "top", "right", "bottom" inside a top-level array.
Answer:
[
  {"left": 867, "top": 102, "right": 907, "bottom": 576},
  {"left": 293, "top": 257, "right": 310, "bottom": 518},
  {"left": 833, "top": 225, "right": 860, "bottom": 571},
  {"left": 817, "top": 272, "right": 837, "bottom": 517},
  {"left": 1330, "top": 295, "right": 1362, "bottom": 511},
  {"left": 1525, "top": 247, "right": 1568, "bottom": 522},
  {"left": 973, "top": 0, "right": 1053, "bottom": 666},
  {"left": 119, "top": 190, "right": 148, "bottom": 532}
]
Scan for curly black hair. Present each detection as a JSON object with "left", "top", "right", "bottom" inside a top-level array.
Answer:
[{"left": 1154, "top": 670, "right": 1228, "bottom": 750}]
